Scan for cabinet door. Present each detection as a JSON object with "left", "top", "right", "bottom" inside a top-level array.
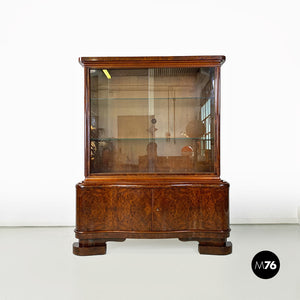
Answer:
[
  {"left": 77, "top": 186, "right": 152, "bottom": 231},
  {"left": 152, "top": 186, "right": 229, "bottom": 231},
  {"left": 152, "top": 187, "right": 201, "bottom": 231}
]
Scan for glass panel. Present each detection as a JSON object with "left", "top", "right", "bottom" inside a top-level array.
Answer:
[{"left": 89, "top": 67, "right": 215, "bottom": 173}]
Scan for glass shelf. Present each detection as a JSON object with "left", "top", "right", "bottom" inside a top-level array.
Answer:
[
  {"left": 90, "top": 137, "right": 212, "bottom": 141},
  {"left": 91, "top": 96, "right": 215, "bottom": 101}
]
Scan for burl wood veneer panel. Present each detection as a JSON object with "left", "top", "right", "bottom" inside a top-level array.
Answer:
[
  {"left": 152, "top": 185, "right": 229, "bottom": 231},
  {"left": 76, "top": 186, "right": 152, "bottom": 231}
]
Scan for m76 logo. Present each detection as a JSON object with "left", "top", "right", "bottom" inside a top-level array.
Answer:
[
  {"left": 254, "top": 260, "right": 277, "bottom": 270},
  {"left": 251, "top": 251, "right": 280, "bottom": 279}
]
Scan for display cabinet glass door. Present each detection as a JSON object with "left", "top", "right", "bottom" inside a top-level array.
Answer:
[{"left": 89, "top": 67, "right": 216, "bottom": 174}]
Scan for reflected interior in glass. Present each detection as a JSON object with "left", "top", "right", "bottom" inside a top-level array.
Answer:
[{"left": 90, "top": 67, "right": 216, "bottom": 173}]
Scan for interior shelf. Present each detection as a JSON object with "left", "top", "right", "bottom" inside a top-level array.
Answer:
[
  {"left": 90, "top": 96, "right": 215, "bottom": 101},
  {"left": 90, "top": 137, "right": 212, "bottom": 141}
]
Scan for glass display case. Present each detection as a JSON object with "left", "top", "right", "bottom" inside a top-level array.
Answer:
[
  {"left": 89, "top": 67, "right": 215, "bottom": 174},
  {"left": 73, "top": 56, "right": 231, "bottom": 256}
]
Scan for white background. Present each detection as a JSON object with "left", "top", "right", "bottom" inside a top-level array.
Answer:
[{"left": 0, "top": 0, "right": 299, "bottom": 225}]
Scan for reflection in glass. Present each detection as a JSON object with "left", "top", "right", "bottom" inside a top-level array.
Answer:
[{"left": 90, "top": 68, "right": 215, "bottom": 173}]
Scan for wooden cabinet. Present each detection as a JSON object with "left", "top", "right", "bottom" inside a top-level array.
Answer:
[{"left": 73, "top": 56, "right": 232, "bottom": 255}]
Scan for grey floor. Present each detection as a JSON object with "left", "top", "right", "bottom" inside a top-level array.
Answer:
[{"left": 0, "top": 225, "right": 299, "bottom": 300}]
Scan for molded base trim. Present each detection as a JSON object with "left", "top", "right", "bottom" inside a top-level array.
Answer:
[{"left": 74, "top": 229, "right": 230, "bottom": 240}]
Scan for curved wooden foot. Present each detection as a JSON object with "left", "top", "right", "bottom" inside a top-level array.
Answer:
[
  {"left": 179, "top": 237, "right": 232, "bottom": 255},
  {"left": 73, "top": 242, "right": 106, "bottom": 256},
  {"left": 198, "top": 241, "right": 232, "bottom": 255},
  {"left": 73, "top": 238, "right": 126, "bottom": 256}
]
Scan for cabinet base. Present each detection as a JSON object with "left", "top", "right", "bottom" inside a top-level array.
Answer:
[
  {"left": 73, "top": 237, "right": 232, "bottom": 256},
  {"left": 74, "top": 179, "right": 231, "bottom": 256}
]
